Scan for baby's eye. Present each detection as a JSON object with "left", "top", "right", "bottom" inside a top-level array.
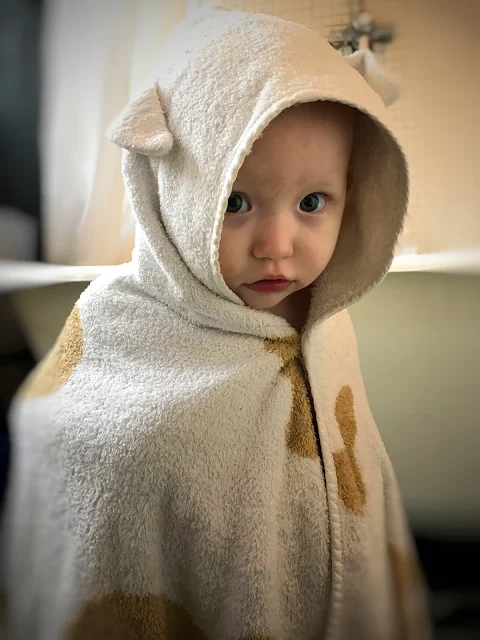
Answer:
[
  {"left": 299, "top": 192, "right": 328, "bottom": 213},
  {"left": 226, "top": 192, "right": 250, "bottom": 214}
]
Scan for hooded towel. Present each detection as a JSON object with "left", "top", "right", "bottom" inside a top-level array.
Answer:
[{"left": 3, "top": 6, "right": 432, "bottom": 639}]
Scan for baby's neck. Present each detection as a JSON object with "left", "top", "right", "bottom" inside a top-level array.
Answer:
[{"left": 268, "top": 286, "right": 312, "bottom": 333}]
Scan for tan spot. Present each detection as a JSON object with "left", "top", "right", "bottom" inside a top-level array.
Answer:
[
  {"left": 332, "top": 385, "right": 366, "bottom": 516},
  {"left": 66, "top": 593, "right": 208, "bottom": 640},
  {"left": 20, "top": 305, "right": 83, "bottom": 399},
  {"left": 264, "top": 333, "right": 300, "bottom": 364},
  {"left": 264, "top": 335, "right": 318, "bottom": 459},
  {"left": 66, "top": 593, "right": 278, "bottom": 640}
]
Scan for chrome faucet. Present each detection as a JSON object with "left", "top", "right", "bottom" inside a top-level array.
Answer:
[{"left": 328, "top": 10, "right": 394, "bottom": 55}]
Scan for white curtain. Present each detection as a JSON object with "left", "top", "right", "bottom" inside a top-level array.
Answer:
[{"left": 40, "top": 0, "right": 188, "bottom": 266}]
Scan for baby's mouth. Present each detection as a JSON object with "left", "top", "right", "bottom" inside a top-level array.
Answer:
[{"left": 244, "top": 279, "right": 293, "bottom": 293}]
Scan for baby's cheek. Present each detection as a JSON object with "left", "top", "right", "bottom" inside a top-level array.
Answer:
[{"left": 312, "top": 229, "right": 340, "bottom": 267}]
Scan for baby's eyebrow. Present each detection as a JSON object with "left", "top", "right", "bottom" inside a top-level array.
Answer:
[
  {"left": 234, "top": 176, "right": 343, "bottom": 190},
  {"left": 311, "top": 178, "right": 341, "bottom": 190},
  {"left": 297, "top": 177, "right": 346, "bottom": 194}
]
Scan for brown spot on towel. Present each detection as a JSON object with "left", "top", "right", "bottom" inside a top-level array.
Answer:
[
  {"left": 20, "top": 305, "right": 83, "bottom": 399},
  {"left": 264, "top": 335, "right": 318, "bottom": 459},
  {"left": 67, "top": 593, "right": 278, "bottom": 640},
  {"left": 332, "top": 385, "right": 366, "bottom": 516},
  {"left": 66, "top": 593, "right": 208, "bottom": 640}
]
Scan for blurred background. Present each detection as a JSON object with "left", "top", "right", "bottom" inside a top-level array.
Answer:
[{"left": 0, "top": 0, "right": 479, "bottom": 637}]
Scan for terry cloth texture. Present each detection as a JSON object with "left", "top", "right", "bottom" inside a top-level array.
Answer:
[{"left": 2, "top": 5, "right": 432, "bottom": 640}]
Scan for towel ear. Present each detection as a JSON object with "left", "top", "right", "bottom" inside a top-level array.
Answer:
[
  {"left": 106, "top": 85, "right": 174, "bottom": 157},
  {"left": 345, "top": 49, "right": 401, "bottom": 107}
]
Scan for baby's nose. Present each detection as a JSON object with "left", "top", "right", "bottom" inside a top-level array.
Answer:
[{"left": 252, "top": 215, "right": 294, "bottom": 261}]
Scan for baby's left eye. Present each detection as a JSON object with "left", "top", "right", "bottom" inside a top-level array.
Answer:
[{"left": 299, "top": 192, "right": 328, "bottom": 213}]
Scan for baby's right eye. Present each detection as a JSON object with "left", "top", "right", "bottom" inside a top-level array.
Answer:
[{"left": 226, "top": 192, "right": 250, "bottom": 214}]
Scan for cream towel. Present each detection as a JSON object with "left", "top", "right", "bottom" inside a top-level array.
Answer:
[{"left": 3, "top": 6, "right": 431, "bottom": 639}]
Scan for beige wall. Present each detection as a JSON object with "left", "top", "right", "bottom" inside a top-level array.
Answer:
[{"left": 10, "top": 272, "right": 480, "bottom": 536}]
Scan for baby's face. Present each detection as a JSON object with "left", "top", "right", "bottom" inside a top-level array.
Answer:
[{"left": 219, "top": 101, "right": 354, "bottom": 312}]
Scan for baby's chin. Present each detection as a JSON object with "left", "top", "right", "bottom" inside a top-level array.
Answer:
[{"left": 235, "top": 286, "right": 294, "bottom": 311}]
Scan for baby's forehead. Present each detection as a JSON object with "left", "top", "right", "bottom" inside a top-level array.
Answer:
[
  {"left": 234, "top": 102, "right": 353, "bottom": 188},
  {"left": 269, "top": 100, "right": 354, "bottom": 131},
  {"left": 251, "top": 102, "right": 353, "bottom": 155}
]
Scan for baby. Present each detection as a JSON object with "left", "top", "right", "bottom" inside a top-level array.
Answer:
[
  {"left": 2, "top": 5, "right": 432, "bottom": 640},
  {"left": 219, "top": 101, "right": 354, "bottom": 332}
]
